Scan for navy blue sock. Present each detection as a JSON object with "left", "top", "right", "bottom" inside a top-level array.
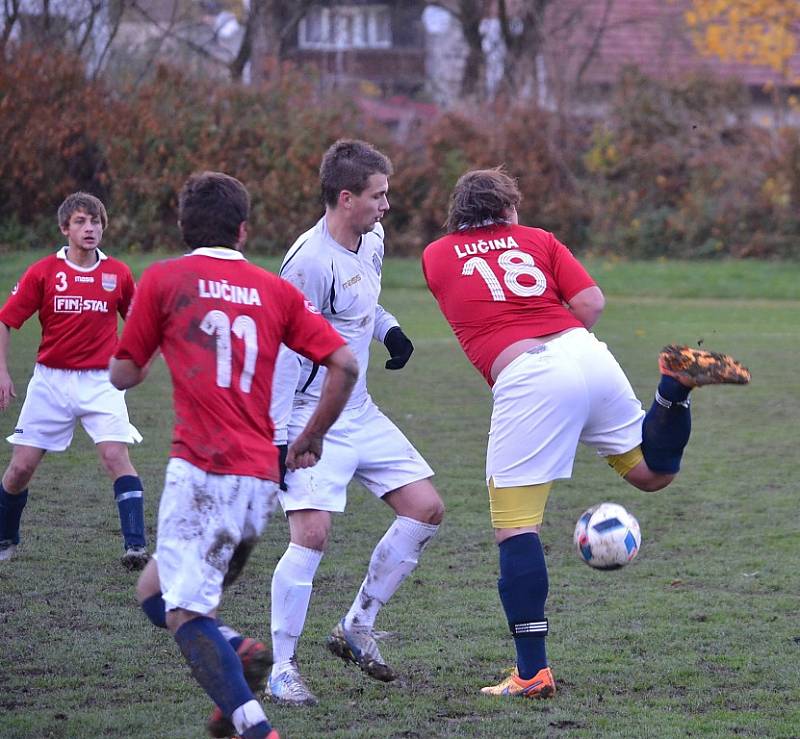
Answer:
[
  {"left": 641, "top": 376, "right": 692, "bottom": 474},
  {"left": 497, "top": 532, "right": 549, "bottom": 680},
  {"left": 113, "top": 475, "right": 146, "bottom": 548},
  {"left": 241, "top": 724, "right": 271, "bottom": 739},
  {"left": 0, "top": 485, "right": 28, "bottom": 544},
  {"left": 174, "top": 617, "right": 268, "bottom": 729},
  {"left": 141, "top": 593, "right": 167, "bottom": 628},
  {"left": 141, "top": 594, "right": 243, "bottom": 656},
  {"left": 216, "top": 620, "right": 244, "bottom": 652}
]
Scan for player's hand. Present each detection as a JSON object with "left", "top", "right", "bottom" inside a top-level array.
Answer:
[
  {"left": 0, "top": 371, "right": 16, "bottom": 411},
  {"left": 285, "top": 433, "right": 323, "bottom": 471},
  {"left": 384, "top": 326, "right": 414, "bottom": 370}
]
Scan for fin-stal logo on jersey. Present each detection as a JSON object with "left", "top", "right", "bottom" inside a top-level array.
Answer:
[{"left": 54, "top": 296, "right": 109, "bottom": 313}]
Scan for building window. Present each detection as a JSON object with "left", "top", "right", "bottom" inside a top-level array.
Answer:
[{"left": 299, "top": 5, "right": 392, "bottom": 50}]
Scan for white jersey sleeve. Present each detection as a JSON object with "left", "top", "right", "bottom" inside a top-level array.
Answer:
[
  {"left": 270, "top": 344, "right": 301, "bottom": 445},
  {"left": 373, "top": 304, "right": 399, "bottom": 342}
]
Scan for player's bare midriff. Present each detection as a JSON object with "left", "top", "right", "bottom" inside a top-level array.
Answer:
[{"left": 489, "top": 328, "right": 581, "bottom": 383}]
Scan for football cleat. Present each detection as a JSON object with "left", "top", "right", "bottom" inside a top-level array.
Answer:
[
  {"left": 265, "top": 657, "right": 318, "bottom": 706},
  {"left": 480, "top": 666, "right": 556, "bottom": 699},
  {"left": 658, "top": 345, "right": 751, "bottom": 387},
  {"left": 0, "top": 540, "right": 18, "bottom": 561},
  {"left": 325, "top": 619, "right": 397, "bottom": 682},
  {"left": 121, "top": 545, "right": 150, "bottom": 571},
  {"left": 207, "top": 638, "right": 273, "bottom": 738}
]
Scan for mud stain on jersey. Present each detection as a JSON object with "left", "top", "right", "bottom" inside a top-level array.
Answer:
[
  {"left": 206, "top": 529, "right": 236, "bottom": 574},
  {"left": 222, "top": 536, "right": 256, "bottom": 587}
]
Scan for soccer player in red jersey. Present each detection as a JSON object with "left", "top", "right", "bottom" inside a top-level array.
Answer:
[
  {"left": 111, "top": 171, "right": 357, "bottom": 739},
  {"left": 422, "top": 168, "right": 749, "bottom": 699},
  {"left": 0, "top": 192, "right": 149, "bottom": 570}
]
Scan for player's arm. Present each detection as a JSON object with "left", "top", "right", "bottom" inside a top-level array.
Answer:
[
  {"left": 565, "top": 286, "right": 605, "bottom": 329},
  {"left": 109, "top": 357, "right": 147, "bottom": 390},
  {"left": 109, "top": 266, "right": 162, "bottom": 390},
  {"left": 0, "top": 321, "right": 16, "bottom": 411},
  {"left": 286, "top": 345, "right": 358, "bottom": 471}
]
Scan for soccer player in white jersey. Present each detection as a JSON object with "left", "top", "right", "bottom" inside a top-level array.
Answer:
[
  {"left": 264, "top": 139, "right": 445, "bottom": 706},
  {"left": 0, "top": 192, "right": 149, "bottom": 570},
  {"left": 111, "top": 171, "right": 358, "bottom": 739}
]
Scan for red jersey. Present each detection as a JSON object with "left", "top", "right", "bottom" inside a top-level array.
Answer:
[
  {"left": 114, "top": 248, "right": 346, "bottom": 480},
  {"left": 422, "top": 224, "right": 596, "bottom": 385},
  {"left": 0, "top": 247, "right": 135, "bottom": 370}
]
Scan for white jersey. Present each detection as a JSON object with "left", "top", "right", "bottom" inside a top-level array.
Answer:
[{"left": 271, "top": 216, "right": 399, "bottom": 442}]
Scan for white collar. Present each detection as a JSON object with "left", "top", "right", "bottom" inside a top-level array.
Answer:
[
  {"left": 56, "top": 245, "right": 107, "bottom": 272},
  {"left": 189, "top": 247, "right": 247, "bottom": 261}
]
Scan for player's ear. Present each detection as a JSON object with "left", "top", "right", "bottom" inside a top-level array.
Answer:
[
  {"left": 338, "top": 190, "right": 352, "bottom": 210},
  {"left": 236, "top": 221, "right": 248, "bottom": 250}
]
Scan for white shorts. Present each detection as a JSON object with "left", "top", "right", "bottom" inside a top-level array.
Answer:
[
  {"left": 156, "top": 457, "right": 279, "bottom": 615},
  {"left": 487, "top": 329, "right": 645, "bottom": 487},
  {"left": 7, "top": 363, "right": 142, "bottom": 451},
  {"left": 279, "top": 399, "right": 434, "bottom": 513}
]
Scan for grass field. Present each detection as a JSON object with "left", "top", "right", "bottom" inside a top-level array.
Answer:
[{"left": 1, "top": 251, "right": 799, "bottom": 738}]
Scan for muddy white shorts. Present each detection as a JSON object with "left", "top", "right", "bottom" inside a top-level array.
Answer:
[
  {"left": 279, "top": 398, "right": 434, "bottom": 513},
  {"left": 7, "top": 363, "right": 142, "bottom": 450},
  {"left": 156, "top": 457, "right": 280, "bottom": 615},
  {"left": 487, "top": 329, "right": 645, "bottom": 487}
]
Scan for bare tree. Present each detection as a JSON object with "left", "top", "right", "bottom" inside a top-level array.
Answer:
[
  {"left": 250, "top": 0, "right": 316, "bottom": 83},
  {"left": 1, "top": 0, "right": 21, "bottom": 53}
]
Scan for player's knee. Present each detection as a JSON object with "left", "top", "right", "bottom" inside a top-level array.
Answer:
[
  {"left": 98, "top": 444, "right": 133, "bottom": 476},
  {"left": 4, "top": 459, "right": 37, "bottom": 490},
  {"left": 421, "top": 494, "right": 445, "bottom": 525},
  {"left": 289, "top": 512, "right": 331, "bottom": 551}
]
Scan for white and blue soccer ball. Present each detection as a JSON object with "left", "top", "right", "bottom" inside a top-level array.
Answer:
[{"left": 573, "top": 502, "right": 641, "bottom": 570}]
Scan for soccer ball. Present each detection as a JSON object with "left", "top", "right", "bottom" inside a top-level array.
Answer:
[{"left": 573, "top": 502, "right": 641, "bottom": 570}]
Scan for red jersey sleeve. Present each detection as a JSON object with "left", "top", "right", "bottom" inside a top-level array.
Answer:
[
  {"left": 118, "top": 265, "right": 135, "bottom": 320},
  {"left": 279, "top": 280, "right": 346, "bottom": 362},
  {"left": 0, "top": 263, "right": 44, "bottom": 330},
  {"left": 114, "top": 265, "right": 163, "bottom": 367},
  {"left": 548, "top": 235, "right": 597, "bottom": 302}
]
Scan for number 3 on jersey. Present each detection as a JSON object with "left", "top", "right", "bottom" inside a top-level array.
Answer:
[
  {"left": 200, "top": 309, "right": 258, "bottom": 393},
  {"left": 462, "top": 249, "right": 547, "bottom": 301}
]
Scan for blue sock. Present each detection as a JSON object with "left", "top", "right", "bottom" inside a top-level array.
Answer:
[
  {"left": 174, "top": 617, "right": 265, "bottom": 725},
  {"left": 113, "top": 475, "right": 146, "bottom": 548},
  {"left": 641, "top": 376, "right": 692, "bottom": 474},
  {"left": 0, "top": 485, "right": 28, "bottom": 544},
  {"left": 241, "top": 724, "right": 271, "bottom": 739},
  {"left": 497, "top": 532, "right": 549, "bottom": 680},
  {"left": 216, "top": 620, "right": 244, "bottom": 652},
  {"left": 141, "top": 593, "right": 243, "bottom": 655},
  {"left": 141, "top": 593, "right": 167, "bottom": 628}
]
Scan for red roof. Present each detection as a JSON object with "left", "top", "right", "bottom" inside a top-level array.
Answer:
[{"left": 546, "top": 0, "right": 800, "bottom": 88}]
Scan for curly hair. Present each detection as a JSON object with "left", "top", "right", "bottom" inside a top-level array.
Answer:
[{"left": 446, "top": 167, "right": 522, "bottom": 233}]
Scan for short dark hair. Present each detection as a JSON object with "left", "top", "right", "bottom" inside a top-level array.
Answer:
[
  {"left": 320, "top": 139, "right": 393, "bottom": 207},
  {"left": 57, "top": 192, "right": 108, "bottom": 230},
  {"left": 446, "top": 167, "right": 522, "bottom": 232},
  {"left": 178, "top": 172, "right": 250, "bottom": 248}
]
